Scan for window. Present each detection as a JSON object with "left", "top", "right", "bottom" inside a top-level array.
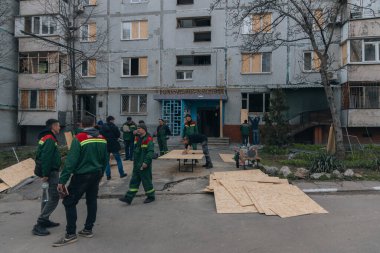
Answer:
[
  {"left": 194, "top": 32, "right": 211, "bottom": 42},
  {"left": 121, "top": 95, "right": 147, "bottom": 114},
  {"left": 303, "top": 51, "right": 321, "bottom": 71},
  {"left": 177, "top": 0, "right": 193, "bottom": 4},
  {"left": 19, "top": 90, "right": 56, "bottom": 110},
  {"left": 349, "top": 39, "right": 380, "bottom": 63},
  {"left": 176, "top": 70, "right": 193, "bottom": 80},
  {"left": 241, "top": 93, "right": 270, "bottom": 113},
  {"left": 177, "top": 55, "right": 211, "bottom": 66},
  {"left": 82, "top": 0, "right": 97, "bottom": 6},
  {"left": 24, "top": 16, "right": 56, "bottom": 35},
  {"left": 80, "top": 23, "right": 96, "bottom": 42},
  {"left": 19, "top": 52, "right": 60, "bottom": 74},
  {"left": 349, "top": 86, "right": 380, "bottom": 109},
  {"left": 122, "top": 57, "right": 148, "bottom": 76},
  {"left": 241, "top": 53, "right": 271, "bottom": 74},
  {"left": 131, "top": 0, "right": 148, "bottom": 3},
  {"left": 313, "top": 9, "right": 324, "bottom": 30},
  {"left": 242, "top": 13, "right": 272, "bottom": 34},
  {"left": 81, "top": 59, "right": 97, "bottom": 77},
  {"left": 121, "top": 21, "right": 148, "bottom": 40},
  {"left": 177, "top": 17, "right": 211, "bottom": 28}
]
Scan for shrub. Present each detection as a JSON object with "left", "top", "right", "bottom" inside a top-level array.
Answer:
[
  {"left": 309, "top": 152, "right": 344, "bottom": 173},
  {"left": 262, "top": 145, "right": 288, "bottom": 155}
]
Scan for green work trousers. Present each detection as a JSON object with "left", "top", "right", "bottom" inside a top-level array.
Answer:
[{"left": 125, "top": 167, "right": 155, "bottom": 202}]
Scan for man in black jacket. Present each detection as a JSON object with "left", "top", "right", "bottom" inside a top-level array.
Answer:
[
  {"left": 100, "top": 116, "right": 127, "bottom": 180},
  {"left": 183, "top": 134, "right": 213, "bottom": 169}
]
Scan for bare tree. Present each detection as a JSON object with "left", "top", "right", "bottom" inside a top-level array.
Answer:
[
  {"left": 211, "top": 0, "right": 377, "bottom": 158},
  {"left": 25, "top": 0, "right": 108, "bottom": 127}
]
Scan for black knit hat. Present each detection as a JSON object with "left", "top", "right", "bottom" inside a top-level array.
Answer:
[
  {"left": 45, "top": 119, "right": 59, "bottom": 127},
  {"left": 106, "top": 116, "right": 115, "bottom": 123},
  {"left": 137, "top": 123, "right": 147, "bottom": 132},
  {"left": 184, "top": 114, "right": 191, "bottom": 118}
]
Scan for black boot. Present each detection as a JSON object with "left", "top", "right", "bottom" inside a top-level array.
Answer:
[
  {"left": 43, "top": 220, "right": 60, "bottom": 228},
  {"left": 32, "top": 224, "right": 50, "bottom": 236},
  {"left": 119, "top": 196, "right": 132, "bottom": 205},
  {"left": 143, "top": 197, "right": 155, "bottom": 204}
]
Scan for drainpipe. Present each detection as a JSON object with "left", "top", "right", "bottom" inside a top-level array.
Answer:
[{"left": 106, "top": 0, "right": 110, "bottom": 117}]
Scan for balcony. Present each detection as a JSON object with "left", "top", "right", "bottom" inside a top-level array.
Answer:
[
  {"left": 349, "top": 18, "right": 380, "bottom": 38},
  {"left": 20, "top": 0, "right": 62, "bottom": 16},
  {"left": 19, "top": 74, "right": 59, "bottom": 89},
  {"left": 19, "top": 37, "right": 66, "bottom": 52},
  {"left": 341, "top": 109, "right": 380, "bottom": 127},
  {"left": 347, "top": 65, "right": 380, "bottom": 82}
]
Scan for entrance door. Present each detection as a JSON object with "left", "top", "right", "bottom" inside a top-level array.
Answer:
[
  {"left": 162, "top": 100, "right": 182, "bottom": 136},
  {"left": 198, "top": 108, "right": 220, "bottom": 137},
  {"left": 77, "top": 94, "right": 97, "bottom": 121}
]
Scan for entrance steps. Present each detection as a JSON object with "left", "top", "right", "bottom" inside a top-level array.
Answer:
[{"left": 207, "top": 137, "right": 230, "bottom": 146}]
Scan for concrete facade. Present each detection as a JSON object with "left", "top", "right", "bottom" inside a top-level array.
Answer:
[{"left": 13, "top": 0, "right": 380, "bottom": 144}]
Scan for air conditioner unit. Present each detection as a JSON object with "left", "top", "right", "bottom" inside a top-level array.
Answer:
[
  {"left": 63, "top": 79, "right": 72, "bottom": 89},
  {"left": 327, "top": 71, "right": 338, "bottom": 81}
]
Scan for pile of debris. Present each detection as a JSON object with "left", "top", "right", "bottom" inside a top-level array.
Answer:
[{"left": 205, "top": 170, "right": 328, "bottom": 218}]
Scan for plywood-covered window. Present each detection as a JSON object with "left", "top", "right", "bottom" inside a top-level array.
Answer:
[
  {"left": 303, "top": 51, "right": 321, "bottom": 72},
  {"left": 81, "top": 59, "right": 96, "bottom": 77},
  {"left": 82, "top": 0, "right": 97, "bottom": 6},
  {"left": 341, "top": 42, "right": 348, "bottom": 66},
  {"left": 313, "top": 9, "right": 324, "bottom": 30},
  {"left": 242, "top": 13, "right": 272, "bottom": 34},
  {"left": 241, "top": 53, "right": 271, "bottom": 74},
  {"left": 122, "top": 57, "right": 148, "bottom": 76},
  {"left": 19, "top": 90, "right": 56, "bottom": 110},
  {"left": 80, "top": 23, "right": 96, "bottom": 42},
  {"left": 121, "top": 20, "right": 148, "bottom": 40}
]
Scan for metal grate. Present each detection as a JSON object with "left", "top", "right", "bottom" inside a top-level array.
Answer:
[{"left": 162, "top": 100, "right": 182, "bottom": 136}]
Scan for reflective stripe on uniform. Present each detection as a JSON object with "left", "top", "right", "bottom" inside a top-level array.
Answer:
[
  {"left": 129, "top": 188, "right": 139, "bottom": 192},
  {"left": 80, "top": 139, "right": 107, "bottom": 146},
  {"left": 146, "top": 189, "right": 155, "bottom": 194},
  {"left": 38, "top": 140, "right": 58, "bottom": 146},
  {"left": 141, "top": 144, "right": 148, "bottom": 148}
]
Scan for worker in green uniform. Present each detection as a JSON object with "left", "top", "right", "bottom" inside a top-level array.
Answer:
[
  {"left": 119, "top": 123, "right": 155, "bottom": 205},
  {"left": 240, "top": 119, "right": 251, "bottom": 146},
  {"left": 181, "top": 114, "right": 198, "bottom": 150},
  {"left": 155, "top": 119, "right": 171, "bottom": 156},
  {"left": 53, "top": 116, "right": 109, "bottom": 247},
  {"left": 121, "top": 117, "right": 137, "bottom": 161}
]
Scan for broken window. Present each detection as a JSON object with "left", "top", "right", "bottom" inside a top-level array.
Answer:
[
  {"left": 194, "top": 32, "right": 211, "bottom": 42},
  {"left": 242, "top": 93, "right": 270, "bottom": 113},
  {"left": 122, "top": 57, "right": 148, "bottom": 76},
  {"left": 177, "top": 55, "right": 211, "bottom": 66},
  {"left": 177, "top": 0, "right": 193, "bottom": 4},
  {"left": 177, "top": 17, "right": 211, "bottom": 28}
]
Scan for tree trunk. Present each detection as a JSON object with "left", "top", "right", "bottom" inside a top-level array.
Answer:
[
  {"left": 69, "top": 39, "right": 78, "bottom": 128},
  {"left": 320, "top": 70, "right": 345, "bottom": 159}
]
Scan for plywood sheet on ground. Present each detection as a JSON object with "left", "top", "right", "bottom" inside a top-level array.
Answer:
[
  {"left": 64, "top": 132, "right": 73, "bottom": 150},
  {"left": 0, "top": 183, "right": 10, "bottom": 192},
  {"left": 219, "top": 154, "right": 235, "bottom": 163},
  {"left": 245, "top": 184, "right": 328, "bottom": 218},
  {"left": 219, "top": 179, "right": 254, "bottom": 207},
  {"left": 214, "top": 182, "right": 257, "bottom": 214},
  {"left": 158, "top": 150, "right": 204, "bottom": 160},
  {"left": 0, "top": 159, "right": 35, "bottom": 188},
  {"left": 213, "top": 170, "right": 287, "bottom": 184}
]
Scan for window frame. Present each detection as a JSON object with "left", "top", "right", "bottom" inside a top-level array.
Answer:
[
  {"left": 121, "top": 20, "right": 148, "bottom": 41},
  {"left": 242, "top": 13, "right": 272, "bottom": 34},
  {"left": 177, "top": 17, "right": 211, "bottom": 28},
  {"left": 241, "top": 52, "right": 272, "bottom": 74},
  {"left": 19, "top": 89, "right": 56, "bottom": 111},
  {"left": 120, "top": 94, "right": 148, "bottom": 115},
  {"left": 194, "top": 31, "right": 211, "bottom": 42},
  {"left": 80, "top": 22, "right": 96, "bottom": 42},
  {"left": 177, "top": 0, "right": 194, "bottom": 5},
  {"left": 176, "top": 70, "right": 193, "bottom": 81},
  {"left": 176, "top": 55, "right": 211, "bottom": 66},
  {"left": 81, "top": 59, "right": 97, "bottom": 77},
  {"left": 303, "top": 51, "right": 321, "bottom": 72},
  {"left": 130, "top": 0, "right": 148, "bottom": 4},
  {"left": 121, "top": 57, "right": 148, "bottom": 77},
  {"left": 26, "top": 16, "right": 57, "bottom": 36},
  {"left": 241, "top": 92, "right": 270, "bottom": 113}
]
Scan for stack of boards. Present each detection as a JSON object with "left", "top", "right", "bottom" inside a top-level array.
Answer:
[
  {"left": 0, "top": 159, "right": 36, "bottom": 193},
  {"left": 205, "top": 170, "right": 328, "bottom": 218}
]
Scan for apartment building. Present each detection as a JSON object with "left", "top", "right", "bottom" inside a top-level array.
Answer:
[
  {"left": 0, "top": 0, "right": 18, "bottom": 144},
  {"left": 14, "top": 0, "right": 380, "bottom": 145}
]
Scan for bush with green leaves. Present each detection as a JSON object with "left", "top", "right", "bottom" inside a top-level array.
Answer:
[{"left": 309, "top": 152, "right": 344, "bottom": 173}]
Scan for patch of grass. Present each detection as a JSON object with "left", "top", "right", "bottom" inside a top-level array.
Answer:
[
  {"left": 0, "top": 146, "right": 68, "bottom": 170},
  {"left": 279, "top": 159, "right": 310, "bottom": 167},
  {"left": 261, "top": 145, "right": 289, "bottom": 155},
  {"left": 290, "top": 143, "right": 325, "bottom": 152}
]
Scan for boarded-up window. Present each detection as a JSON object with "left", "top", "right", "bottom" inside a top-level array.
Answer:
[
  {"left": 304, "top": 51, "right": 321, "bottom": 71},
  {"left": 82, "top": 59, "right": 96, "bottom": 77},
  {"left": 251, "top": 13, "right": 272, "bottom": 33},
  {"left": 89, "top": 0, "right": 97, "bottom": 5},
  {"left": 122, "top": 57, "right": 148, "bottom": 76},
  {"left": 341, "top": 42, "right": 348, "bottom": 65},
  {"left": 122, "top": 21, "right": 148, "bottom": 40},
  {"left": 89, "top": 23, "right": 97, "bottom": 42},
  {"left": 81, "top": 23, "right": 96, "bottom": 42},
  {"left": 241, "top": 53, "right": 271, "bottom": 73},
  {"left": 19, "top": 90, "right": 56, "bottom": 110},
  {"left": 89, "top": 59, "right": 96, "bottom": 76},
  {"left": 313, "top": 9, "right": 324, "bottom": 30}
]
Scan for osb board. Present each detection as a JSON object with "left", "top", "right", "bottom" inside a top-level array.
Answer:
[
  {"left": 219, "top": 154, "right": 235, "bottom": 163},
  {"left": 241, "top": 109, "right": 249, "bottom": 124},
  {"left": 158, "top": 150, "right": 204, "bottom": 160},
  {"left": 213, "top": 170, "right": 266, "bottom": 181},
  {"left": 245, "top": 184, "right": 328, "bottom": 218},
  {"left": 0, "top": 159, "right": 35, "bottom": 188},
  {"left": 219, "top": 179, "right": 254, "bottom": 207},
  {"left": 214, "top": 182, "right": 257, "bottom": 214},
  {"left": 0, "top": 183, "right": 10, "bottom": 193},
  {"left": 204, "top": 174, "right": 217, "bottom": 192},
  {"left": 64, "top": 132, "right": 74, "bottom": 150}
]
